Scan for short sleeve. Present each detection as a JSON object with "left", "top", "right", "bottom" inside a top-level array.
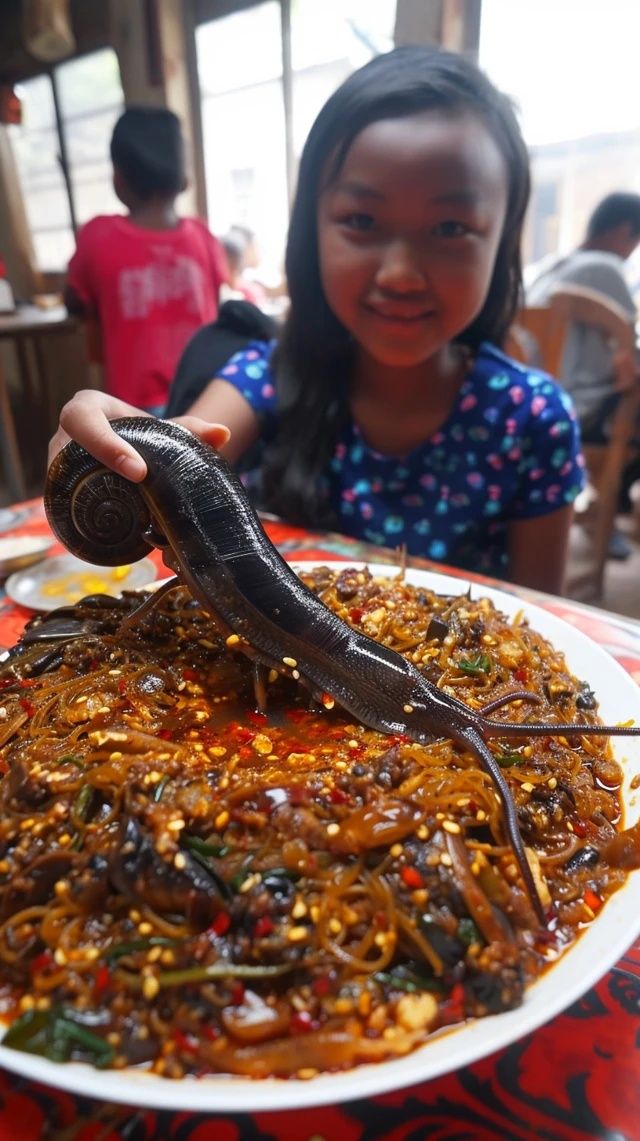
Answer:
[
  {"left": 66, "top": 220, "right": 99, "bottom": 309},
  {"left": 512, "top": 371, "right": 585, "bottom": 518},
  {"left": 216, "top": 340, "right": 278, "bottom": 425}
]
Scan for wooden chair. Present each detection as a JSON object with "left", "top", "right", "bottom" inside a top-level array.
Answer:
[{"left": 506, "top": 284, "right": 640, "bottom": 600}]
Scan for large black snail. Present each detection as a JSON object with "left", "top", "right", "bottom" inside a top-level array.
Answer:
[{"left": 44, "top": 417, "right": 640, "bottom": 924}]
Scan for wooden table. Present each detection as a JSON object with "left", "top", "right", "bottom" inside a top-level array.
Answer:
[
  {"left": 0, "top": 501, "right": 639, "bottom": 1141},
  {"left": 0, "top": 305, "right": 76, "bottom": 502}
]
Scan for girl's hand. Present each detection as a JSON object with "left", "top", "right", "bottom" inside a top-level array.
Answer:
[{"left": 48, "top": 390, "right": 230, "bottom": 482}]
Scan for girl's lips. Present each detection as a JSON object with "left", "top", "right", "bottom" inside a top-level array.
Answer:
[{"left": 366, "top": 304, "right": 435, "bottom": 326}]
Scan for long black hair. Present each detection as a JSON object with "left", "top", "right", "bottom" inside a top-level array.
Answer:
[{"left": 262, "top": 45, "right": 530, "bottom": 526}]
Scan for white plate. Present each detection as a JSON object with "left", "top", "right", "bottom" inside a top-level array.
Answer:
[
  {"left": 4, "top": 553, "right": 157, "bottom": 611},
  {"left": 0, "top": 535, "right": 54, "bottom": 578},
  {"left": 1, "top": 561, "right": 639, "bottom": 1111}
]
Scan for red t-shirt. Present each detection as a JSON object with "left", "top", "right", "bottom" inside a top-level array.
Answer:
[{"left": 67, "top": 215, "right": 227, "bottom": 409}]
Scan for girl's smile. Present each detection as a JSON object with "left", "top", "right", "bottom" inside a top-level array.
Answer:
[{"left": 317, "top": 110, "right": 508, "bottom": 373}]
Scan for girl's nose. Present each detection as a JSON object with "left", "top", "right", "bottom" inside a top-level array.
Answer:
[{"left": 375, "top": 240, "right": 427, "bottom": 293}]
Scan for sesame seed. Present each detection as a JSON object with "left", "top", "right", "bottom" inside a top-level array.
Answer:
[
  {"left": 521, "top": 782, "right": 534, "bottom": 793},
  {"left": 417, "top": 825, "right": 429, "bottom": 840},
  {"left": 328, "top": 918, "right": 342, "bottom": 935},
  {"left": 283, "top": 657, "right": 298, "bottom": 668},
  {"left": 287, "top": 926, "right": 308, "bottom": 943},
  {"left": 443, "top": 820, "right": 461, "bottom": 834},
  {"left": 268, "top": 669, "right": 279, "bottom": 683},
  {"left": 174, "top": 852, "right": 186, "bottom": 870},
  {"left": 292, "top": 670, "right": 300, "bottom": 680},
  {"left": 167, "top": 818, "right": 185, "bottom": 832},
  {"left": 403, "top": 704, "right": 414, "bottom": 714},
  {"left": 292, "top": 899, "right": 308, "bottom": 919},
  {"left": 143, "top": 975, "right": 160, "bottom": 1000},
  {"left": 440, "top": 853, "right": 453, "bottom": 867},
  {"left": 326, "top": 822, "right": 340, "bottom": 836},
  {"left": 215, "top": 810, "right": 229, "bottom": 830},
  {"left": 226, "top": 634, "right": 240, "bottom": 646},
  {"left": 390, "top": 843, "right": 403, "bottom": 858},
  {"left": 548, "top": 777, "right": 558, "bottom": 789},
  {"left": 138, "top": 922, "right": 153, "bottom": 936}
]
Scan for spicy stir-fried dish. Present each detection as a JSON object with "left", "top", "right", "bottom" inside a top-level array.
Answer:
[{"left": 0, "top": 567, "right": 635, "bottom": 1079}]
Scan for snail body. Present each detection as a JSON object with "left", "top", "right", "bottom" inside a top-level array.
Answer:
[{"left": 45, "top": 418, "right": 640, "bottom": 923}]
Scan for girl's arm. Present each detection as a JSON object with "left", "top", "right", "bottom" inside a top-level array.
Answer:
[
  {"left": 507, "top": 505, "right": 574, "bottom": 595},
  {"left": 48, "top": 379, "right": 259, "bottom": 480}
]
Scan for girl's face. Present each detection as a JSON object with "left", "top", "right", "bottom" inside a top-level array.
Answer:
[{"left": 317, "top": 110, "right": 509, "bottom": 370}]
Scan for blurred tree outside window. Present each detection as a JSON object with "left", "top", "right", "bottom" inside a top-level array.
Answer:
[{"left": 10, "top": 48, "right": 124, "bottom": 273}]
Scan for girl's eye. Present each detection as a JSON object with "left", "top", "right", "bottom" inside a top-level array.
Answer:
[
  {"left": 342, "top": 213, "right": 375, "bottom": 232},
  {"left": 432, "top": 220, "right": 472, "bottom": 238}
]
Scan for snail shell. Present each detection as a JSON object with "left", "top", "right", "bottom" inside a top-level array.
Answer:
[{"left": 45, "top": 434, "right": 152, "bottom": 566}]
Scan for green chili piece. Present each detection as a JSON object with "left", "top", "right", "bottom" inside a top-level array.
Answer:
[
  {"left": 152, "top": 774, "right": 170, "bottom": 803},
  {"left": 104, "top": 935, "right": 179, "bottom": 962},
  {"left": 156, "top": 962, "right": 295, "bottom": 989},
  {"left": 495, "top": 751, "right": 524, "bottom": 768},
  {"left": 374, "top": 970, "right": 445, "bottom": 994},
  {"left": 182, "top": 834, "right": 229, "bottom": 858},
  {"left": 457, "top": 653, "right": 492, "bottom": 676},
  {"left": 56, "top": 754, "right": 84, "bottom": 768},
  {"left": 457, "top": 917, "right": 481, "bottom": 946},
  {"left": 4, "top": 1008, "right": 115, "bottom": 1068},
  {"left": 72, "top": 784, "right": 94, "bottom": 825}
]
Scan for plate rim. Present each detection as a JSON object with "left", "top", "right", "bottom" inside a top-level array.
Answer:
[
  {"left": 4, "top": 553, "right": 158, "bottom": 611},
  {"left": 0, "top": 558, "right": 639, "bottom": 1111}
]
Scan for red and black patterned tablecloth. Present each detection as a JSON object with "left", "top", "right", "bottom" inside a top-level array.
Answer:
[{"left": 0, "top": 500, "right": 638, "bottom": 1141}]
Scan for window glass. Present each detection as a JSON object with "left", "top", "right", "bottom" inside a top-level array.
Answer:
[
  {"left": 11, "top": 49, "right": 124, "bottom": 272},
  {"left": 197, "top": 2, "right": 287, "bottom": 282},
  {"left": 197, "top": 0, "right": 396, "bottom": 298},
  {"left": 479, "top": 0, "right": 640, "bottom": 292}
]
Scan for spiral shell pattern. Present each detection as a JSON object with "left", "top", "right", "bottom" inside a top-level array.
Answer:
[{"left": 45, "top": 445, "right": 151, "bottom": 566}]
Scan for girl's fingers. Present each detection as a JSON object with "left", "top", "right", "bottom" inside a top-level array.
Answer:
[
  {"left": 53, "top": 394, "right": 150, "bottom": 481},
  {"left": 172, "top": 416, "right": 231, "bottom": 449}
]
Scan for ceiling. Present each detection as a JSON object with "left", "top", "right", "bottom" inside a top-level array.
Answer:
[{"left": 0, "top": 0, "right": 109, "bottom": 84}]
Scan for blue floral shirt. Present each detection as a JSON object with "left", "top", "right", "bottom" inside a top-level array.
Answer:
[{"left": 219, "top": 340, "right": 585, "bottom": 578}]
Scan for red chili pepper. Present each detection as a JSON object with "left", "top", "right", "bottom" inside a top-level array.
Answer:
[
  {"left": 30, "top": 951, "right": 54, "bottom": 975},
  {"left": 312, "top": 974, "right": 332, "bottom": 997},
  {"left": 18, "top": 698, "right": 35, "bottom": 716},
  {"left": 401, "top": 866, "right": 424, "bottom": 890},
  {"left": 209, "top": 911, "right": 231, "bottom": 936},
  {"left": 158, "top": 728, "right": 174, "bottom": 741},
  {"left": 348, "top": 608, "right": 363, "bottom": 623},
  {"left": 18, "top": 678, "right": 37, "bottom": 688},
  {"left": 94, "top": 964, "right": 112, "bottom": 996},
  {"left": 173, "top": 1028, "right": 198, "bottom": 1054},
  {"left": 290, "top": 1010, "right": 315, "bottom": 1034},
  {"left": 233, "top": 727, "right": 256, "bottom": 745},
  {"left": 118, "top": 679, "right": 127, "bottom": 694},
  {"left": 584, "top": 888, "right": 603, "bottom": 913},
  {"left": 247, "top": 711, "right": 268, "bottom": 726},
  {"left": 514, "top": 667, "right": 529, "bottom": 683},
  {"left": 182, "top": 668, "right": 199, "bottom": 682},
  {"left": 572, "top": 819, "right": 588, "bottom": 838},
  {"left": 329, "top": 787, "right": 349, "bottom": 804},
  {"left": 201, "top": 1024, "right": 219, "bottom": 1042},
  {"left": 254, "top": 915, "right": 274, "bottom": 938},
  {"left": 230, "top": 981, "right": 245, "bottom": 1005}
]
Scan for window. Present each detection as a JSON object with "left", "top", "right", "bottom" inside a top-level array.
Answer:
[
  {"left": 479, "top": 0, "right": 640, "bottom": 280},
  {"left": 196, "top": 1, "right": 396, "bottom": 289},
  {"left": 11, "top": 48, "right": 124, "bottom": 272}
]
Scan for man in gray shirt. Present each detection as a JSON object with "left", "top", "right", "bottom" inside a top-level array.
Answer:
[{"left": 527, "top": 192, "right": 640, "bottom": 436}]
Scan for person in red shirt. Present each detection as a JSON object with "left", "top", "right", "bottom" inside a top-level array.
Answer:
[{"left": 65, "top": 106, "right": 228, "bottom": 413}]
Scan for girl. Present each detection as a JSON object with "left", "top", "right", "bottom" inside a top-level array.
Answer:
[{"left": 50, "top": 46, "right": 584, "bottom": 594}]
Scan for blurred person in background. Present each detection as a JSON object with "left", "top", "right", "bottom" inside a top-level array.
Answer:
[
  {"left": 527, "top": 192, "right": 640, "bottom": 554},
  {"left": 64, "top": 107, "right": 228, "bottom": 415}
]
